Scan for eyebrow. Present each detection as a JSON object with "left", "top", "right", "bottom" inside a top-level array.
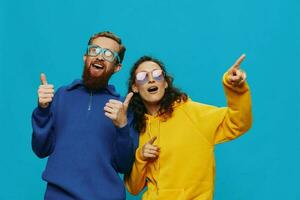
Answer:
[
  {"left": 90, "top": 44, "right": 116, "bottom": 52},
  {"left": 137, "top": 69, "right": 161, "bottom": 73}
]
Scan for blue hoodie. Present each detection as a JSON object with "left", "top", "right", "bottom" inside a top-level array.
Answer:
[{"left": 32, "top": 79, "right": 138, "bottom": 200}]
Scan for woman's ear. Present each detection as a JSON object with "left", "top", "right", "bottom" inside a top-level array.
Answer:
[
  {"left": 132, "top": 84, "right": 138, "bottom": 93},
  {"left": 165, "top": 81, "right": 168, "bottom": 89}
]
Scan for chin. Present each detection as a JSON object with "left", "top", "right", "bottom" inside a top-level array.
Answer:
[{"left": 145, "top": 96, "right": 163, "bottom": 104}]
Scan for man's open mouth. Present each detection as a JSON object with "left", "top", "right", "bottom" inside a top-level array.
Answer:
[{"left": 92, "top": 63, "right": 104, "bottom": 70}]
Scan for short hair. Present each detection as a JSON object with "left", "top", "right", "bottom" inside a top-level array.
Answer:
[{"left": 88, "top": 31, "right": 126, "bottom": 64}]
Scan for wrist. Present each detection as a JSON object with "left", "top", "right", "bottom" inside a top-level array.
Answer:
[
  {"left": 115, "top": 118, "right": 127, "bottom": 128},
  {"left": 39, "top": 102, "right": 49, "bottom": 108},
  {"left": 136, "top": 147, "right": 148, "bottom": 162}
]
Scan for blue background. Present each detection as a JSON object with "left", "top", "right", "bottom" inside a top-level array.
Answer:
[{"left": 1, "top": 0, "right": 299, "bottom": 199}]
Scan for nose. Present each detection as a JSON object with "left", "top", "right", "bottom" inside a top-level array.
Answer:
[
  {"left": 96, "top": 53, "right": 105, "bottom": 61},
  {"left": 148, "top": 73, "right": 155, "bottom": 83}
]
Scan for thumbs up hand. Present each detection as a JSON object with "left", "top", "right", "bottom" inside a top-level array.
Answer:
[
  {"left": 104, "top": 92, "right": 134, "bottom": 128},
  {"left": 38, "top": 73, "right": 54, "bottom": 108}
]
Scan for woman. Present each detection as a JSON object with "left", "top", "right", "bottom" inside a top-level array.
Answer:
[{"left": 125, "top": 55, "right": 252, "bottom": 200}]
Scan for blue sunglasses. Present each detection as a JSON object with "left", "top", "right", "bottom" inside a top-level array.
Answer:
[{"left": 86, "top": 45, "right": 120, "bottom": 63}]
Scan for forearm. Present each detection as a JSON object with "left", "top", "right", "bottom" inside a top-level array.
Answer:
[
  {"left": 124, "top": 147, "right": 148, "bottom": 195},
  {"left": 31, "top": 105, "right": 55, "bottom": 158},
  {"left": 215, "top": 73, "right": 252, "bottom": 143},
  {"left": 224, "top": 72, "right": 252, "bottom": 130},
  {"left": 114, "top": 124, "right": 136, "bottom": 173}
]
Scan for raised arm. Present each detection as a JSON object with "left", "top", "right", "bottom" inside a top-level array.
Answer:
[
  {"left": 105, "top": 93, "right": 139, "bottom": 173},
  {"left": 31, "top": 73, "right": 56, "bottom": 158},
  {"left": 215, "top": 54, "right": 253, "bottom": 143}
]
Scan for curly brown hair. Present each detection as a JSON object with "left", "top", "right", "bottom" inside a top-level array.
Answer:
[{"left": 128, "top": 56, "right": 188, "bottom": 133}]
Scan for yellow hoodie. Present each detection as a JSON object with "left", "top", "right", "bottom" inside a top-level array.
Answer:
[{"left": 125, "top": 73, "right": 252, "bottom": 200}]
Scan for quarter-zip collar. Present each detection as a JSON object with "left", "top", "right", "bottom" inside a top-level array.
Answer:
[{"left": 66, "top": 79, "right": 120, "bottom": 97}]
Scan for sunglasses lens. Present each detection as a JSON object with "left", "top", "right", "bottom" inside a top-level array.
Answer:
[
  {"left": 136, "top": 72, "right": 147, "bottom": 82},
  {"left": 88, "top": 46, "right": 99, "bottom": 56},
  {"left": 103, "top": 49, "right": 114, "bottom": 61},
  {"left": 152, "top": 69, "right": 164, "bottom": 81}
]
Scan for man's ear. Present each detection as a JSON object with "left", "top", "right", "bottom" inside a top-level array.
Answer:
[
  {"left": 114, "top": 63, "right": 122, "bottom": 73},
  {"left": 165, "top": 81, "right": 168, "bottom": 89},
  {"left": 83, "top": 55, "right": 87, "bottom": 62},
  {"left": 132, "top": 84, "right": 138, "bottom": 93}
]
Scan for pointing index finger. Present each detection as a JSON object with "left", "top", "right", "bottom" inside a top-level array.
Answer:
[
  {"left": 148, "top": 136, "right": 157, "bottom": 145},
  {"left": 233, "top": 54, "right": 246, "bottom": 69}
]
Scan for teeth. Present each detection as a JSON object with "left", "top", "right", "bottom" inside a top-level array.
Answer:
[{"left": 93, "top": 63, "right": 103, "bottom": 69}]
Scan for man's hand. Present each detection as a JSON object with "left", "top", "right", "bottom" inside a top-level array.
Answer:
[
  {"left": 38, "top": 73, "right": 54, "bottom": 108},
  {"left": 141, "top": 136, "right": 160, "bottom": 161},
  {"left": 104, "top": 92, "right": 134, "bottom": 128},
  {"left": 226, "top": 54, "right": 247, "bottom": 86}
]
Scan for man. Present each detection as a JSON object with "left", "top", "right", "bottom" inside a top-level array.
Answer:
[{"left": 32, "top": 31, "right": 137, "bottom": 200}]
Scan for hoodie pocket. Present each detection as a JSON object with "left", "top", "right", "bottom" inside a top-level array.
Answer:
[{"left": 157, "top": 188, "right": 186, "bottom": 200}]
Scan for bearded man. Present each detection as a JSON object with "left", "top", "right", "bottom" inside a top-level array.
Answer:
[{"left": 31, "top": 31, "right": 137, "bottom": 200}]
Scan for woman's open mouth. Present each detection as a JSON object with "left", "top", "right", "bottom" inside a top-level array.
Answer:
[{"left": 147, "top": 86, "right": 158, "bottom": 93}]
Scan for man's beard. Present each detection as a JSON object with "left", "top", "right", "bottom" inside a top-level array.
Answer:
[{"left": 82, "top": 61, "right": 113, "bottom": 91}]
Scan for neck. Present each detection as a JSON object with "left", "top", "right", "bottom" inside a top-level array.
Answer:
[{"left": 144, "top": 103, "right": 160, "bottom": 116}]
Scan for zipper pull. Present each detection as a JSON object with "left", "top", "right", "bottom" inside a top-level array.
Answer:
[{"left": 88, "top": 92, "right": 93, "bottom": 111}]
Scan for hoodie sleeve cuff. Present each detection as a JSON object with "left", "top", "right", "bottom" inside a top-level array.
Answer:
[
  {"left": 35, "top": 104, "right": 51, "bottom": 117},
  {"left": 135, "top": 147, "right": 148, "bottom": 165},
  {"left": 116, "top": 124, "right": 131, "bottom": 137}
]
